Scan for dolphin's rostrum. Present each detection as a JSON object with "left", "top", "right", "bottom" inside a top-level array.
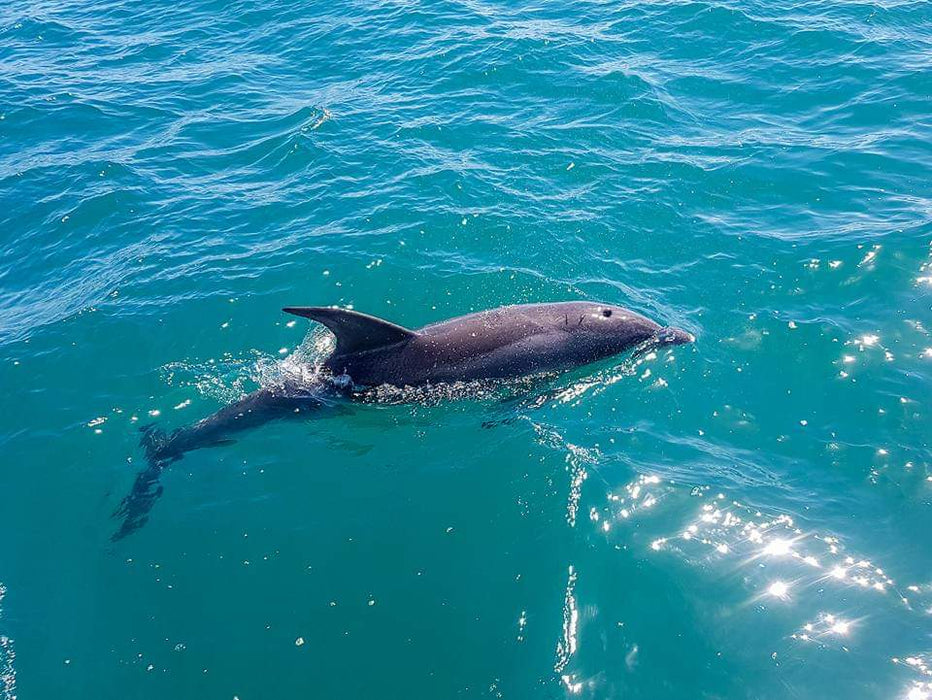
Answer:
[{"left": 113, "top": 301, "right": 692, "bottom": 539}]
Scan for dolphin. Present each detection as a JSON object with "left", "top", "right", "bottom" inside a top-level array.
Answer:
[{"left": 112, "top": 301, "right": 692, "bottom": 539}]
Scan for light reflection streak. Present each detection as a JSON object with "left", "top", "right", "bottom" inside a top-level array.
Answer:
[
  {"left": 530, "top": 423, "right": 599, "bottom": 528},
  {"left": 555, "top": 566, "right": 581, "bottom": 694}
]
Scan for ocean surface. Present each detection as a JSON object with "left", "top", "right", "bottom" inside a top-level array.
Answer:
[{"left": 1, "top": 0, "right": 931, "bottom": 697}]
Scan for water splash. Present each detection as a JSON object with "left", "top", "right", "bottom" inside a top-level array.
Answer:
[{"left": 162, "top": 326, "right": 335, "bottom": 403}]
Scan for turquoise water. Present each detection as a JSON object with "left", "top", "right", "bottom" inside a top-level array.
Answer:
[{"left": 1, "top": 0, "right": 931, "bottom": 696}]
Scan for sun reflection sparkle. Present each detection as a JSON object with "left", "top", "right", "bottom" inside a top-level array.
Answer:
[
  {"left": 768, "top": 581, "right": 790, "bottom": 599},
  {"left": 646, "top": 491, "right": 907, "bottom": 614}
]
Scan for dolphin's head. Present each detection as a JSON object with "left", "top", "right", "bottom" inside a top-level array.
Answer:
[{"left": 560, "top": 301, "right": 693, "bottom": 362}]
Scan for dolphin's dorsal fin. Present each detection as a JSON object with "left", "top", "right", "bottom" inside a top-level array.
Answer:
[{"left": 283, "top": 306, "right": 417, "bottom": 356}]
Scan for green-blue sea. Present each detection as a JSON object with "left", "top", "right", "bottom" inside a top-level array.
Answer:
[{"left": 1, "top": 0, "right": 931, "bottom": 697}]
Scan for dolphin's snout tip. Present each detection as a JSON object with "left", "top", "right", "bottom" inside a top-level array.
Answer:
[{"left": 658, "top": 327, "right": 694, "bottom": 345}]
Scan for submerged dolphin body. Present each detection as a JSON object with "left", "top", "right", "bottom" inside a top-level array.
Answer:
[{"left": 113, "top": 301, "right": 692, "bottom": 539}]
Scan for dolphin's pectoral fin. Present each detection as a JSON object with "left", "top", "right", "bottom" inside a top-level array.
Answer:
[
  {"left": 283, "top": 306, "right": 417, "bottom": 355},
  {"left": 202, "top": 438, "right": 237, "bottom": 449},
  {"left": 482, "top": 416, "right": 517, "bottom": 429}
]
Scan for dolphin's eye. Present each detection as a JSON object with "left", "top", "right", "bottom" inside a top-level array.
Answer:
[{"left": 602, "top": 309, "right": 612, "bottom": 318}]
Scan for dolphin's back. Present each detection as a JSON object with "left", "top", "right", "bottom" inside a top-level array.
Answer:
[{"left": 324, "top": 303, "right": 592, "bottom": 386}]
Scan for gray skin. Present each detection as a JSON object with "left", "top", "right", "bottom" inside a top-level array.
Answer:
[
  {"left": 298, "top": 301, "right": 693, "bottom": 386},
  {"left": 112, "top": 301, "right": 692, "bottom": 539}
]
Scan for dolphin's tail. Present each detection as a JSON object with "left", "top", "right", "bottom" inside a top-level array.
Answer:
[
  {"left": 110, "top": 425, "right": 181, "bottom": 541},
  {"left": 110, "top": 383, "right": 333, "bottom": 541},
  {"left": 139, "top": 423, "right": 180, "bottom": 462}
]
